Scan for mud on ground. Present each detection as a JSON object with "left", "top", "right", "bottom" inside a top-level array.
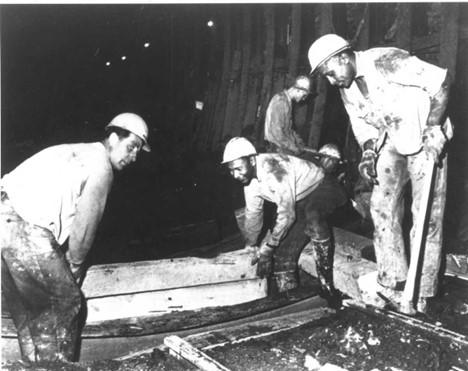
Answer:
[{"left": 206, "top": 308, "right": 468, "bottom": 371}]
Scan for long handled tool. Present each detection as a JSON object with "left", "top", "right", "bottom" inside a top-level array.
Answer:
[{"left": 400, "top": 159, "right": 436, "bottom": 314}]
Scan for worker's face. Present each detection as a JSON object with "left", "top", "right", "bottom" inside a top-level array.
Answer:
[
  {"left": 108, "top": 133, "right": 143, "bottom": 171},
  {"left": 319, "top": 53, "right": 356, "bottom": 89},
  {"left": 292, "top": 88, "right": 310, "bottom": 103},
  {"left": 227, "top": 157, "right": 256, "bottom": 185}
]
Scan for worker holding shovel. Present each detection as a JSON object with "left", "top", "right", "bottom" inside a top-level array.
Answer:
[
  {"left": 1, "top": 113, "right": 150, "bottom": 364},
  {"left": 308, "top": 34, "right": 452, "bottom": 314}
]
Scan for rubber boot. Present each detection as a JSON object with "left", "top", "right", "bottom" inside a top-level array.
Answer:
[
  {"left": 310, "top": 238, "right": 341, "bottom": 308},
  {"left": 273, "top": 270, "right": 298, "bottom": 293}
]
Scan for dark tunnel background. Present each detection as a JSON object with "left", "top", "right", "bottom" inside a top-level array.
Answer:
[{"left": 1, "top": 4, "right": 467, "bottom": 265}]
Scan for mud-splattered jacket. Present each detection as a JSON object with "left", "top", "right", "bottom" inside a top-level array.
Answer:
[
  {"left": 264, "top": 90, "right": 305, "bottom": 155},
  {"left": 1, "top": 142, "right": 113, "bottom": 265},
  {"left": 340, "top": 48, "right": 452, "bottom": 154},
  {"left": 243, "top": 154, "right": 324, "bottom": 247}
]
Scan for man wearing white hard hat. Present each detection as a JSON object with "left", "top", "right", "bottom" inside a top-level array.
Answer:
[
  {"left": 308, "top": 34, "right": 452, "bottom": 314},
  {"left": 222, "top": 137, "right": 347, "bottom": 307},
  {"left": 1, "top": 112, "right": 150, "bottom": 363},
  {"left": 264, "top": 75, "right": 311, "bottom": 156}
]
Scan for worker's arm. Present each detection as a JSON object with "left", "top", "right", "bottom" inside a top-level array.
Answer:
[
  {"left": 267, "top": 181, "right": 296, "bottom": 247},
  {"left": 66, "top": 162, "right": 113, "bottom": 280},
  {"left": 243, "top": 182, "right": 265, "bottom": 246}
]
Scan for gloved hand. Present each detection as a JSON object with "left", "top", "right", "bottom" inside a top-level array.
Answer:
[
  {"left": 251, "top": 243, "right": 274, "bottom": 278},
  {"left": 69, "top": 262, "right": 84, "bottom": 285},
  {"left": 358, "top": 149, "right": 378, "bottom": 185},
  {"left": 422, "top": 125, "right": 446, "bottom": 164}
]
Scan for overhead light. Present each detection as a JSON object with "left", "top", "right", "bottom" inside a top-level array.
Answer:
[
  {"left": 106, "top": 61, "right": 111, "bottom": 66},
  {"left": 144, "top": 42, "right": 150, "bottom": 48},
  {"left": 207, "top": 20, "right": 214, "bottom": 28},
  {"left": 121, "top": 56, "right": 127, "bottom": 61}
]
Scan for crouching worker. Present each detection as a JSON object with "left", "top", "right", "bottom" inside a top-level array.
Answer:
[
  {"left": 222, "top": 137, "right": 347, "bottom": 306},
  {"left": 1, "top": 113, "right": 151, "bottom": 364}
]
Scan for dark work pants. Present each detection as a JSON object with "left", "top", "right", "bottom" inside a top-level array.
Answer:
[
  {"left": 1, "top": 197, "right": 82, "bottom": 362},
  {"left": 273, "top": 176, "right": 348, "bottom": 275}
]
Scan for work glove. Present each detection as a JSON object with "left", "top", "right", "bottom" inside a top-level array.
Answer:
[
  {"left": 68, "top": 262, "right": 84, "bottom": 285},
  {"left": 422, "top": 125, "right": 446, "bottom": 164},
  {"left": 251, "top": 243, "right": 275, "bottom": 278},
  {"left": 358, "top": 149, "right": 378, "bottom": 185},
  {"left": 65, "top": 250, "right": 84, "bottom": 285}
]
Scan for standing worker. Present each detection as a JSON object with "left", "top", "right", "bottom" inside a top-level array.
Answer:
[
  {"left": 222, "top": 137, "right": 347, "bottom": 306},
  {"left": 1, "top": 113, "right": 151, "bottom": 364},
  {"left": 308, "top": 34, "right": 452, "bottom": 314},
  {"left": 264, "top": 75, "right": 311, "bottom": 156}
]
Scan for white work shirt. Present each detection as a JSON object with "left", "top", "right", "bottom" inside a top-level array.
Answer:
[
  {"left": 340, "top": 48, "right": 450, "bottom": 155},
  {"left": 243, "top": 154, "right": 324, "bottom": 247},
  {"left": 1, "top": 142, "right": 113, "bottom": 256}
]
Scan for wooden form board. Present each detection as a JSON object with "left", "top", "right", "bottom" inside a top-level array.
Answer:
[
  {"left": 86, "top": 278, "right": 267, "bottom": 323},
  {"left": 182, "top": 307, "right": 334, "bottom": 351},
  {"left": 81, "top": 246, "right": 254, "bottom": 298},
  {"left": 165, "top": 335, "right": 231, "bottom": 371}
]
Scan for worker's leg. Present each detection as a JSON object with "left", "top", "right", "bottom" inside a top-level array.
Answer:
[
  {"left": 1, "top": 203, "right": 82, "bottom": 362},
  {"left": 371, "top": 146, "right": 410, "bottom": 292},
  {"left": 303, "top": 176, "right": 348, "bottom": 301},
  {"left": 2, "top": 257, "right": 37, "bottom": 363},
  {"left": 272, "top": 201, "right": 308, "bottom": 292},
  {"left": 407, "top": 152, "right": 447, "bottom": 310}
]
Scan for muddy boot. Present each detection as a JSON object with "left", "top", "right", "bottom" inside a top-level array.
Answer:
[
  {"left": 273, "top": 271, "right": 298, "bottom": 293},
  {"left": 311, "top": 238, "right": 341, "bottom": 308}
]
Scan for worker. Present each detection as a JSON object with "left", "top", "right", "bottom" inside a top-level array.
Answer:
[
  {"left": 222, "top": 137, "right": 347, "bottom": 307},
  {"left": 308, "top": 34, "right": 452, "bottom": 314},
  {"left": 1, "top": 112, "right": 151, "bottom": 364},
  {"left": 264, "top": 75, "right": 311, "bottom": 156}
]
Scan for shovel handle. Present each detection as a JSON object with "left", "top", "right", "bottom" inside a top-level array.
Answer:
[{"left": 401, "top": 160, "right": 436, "bottom": 307}]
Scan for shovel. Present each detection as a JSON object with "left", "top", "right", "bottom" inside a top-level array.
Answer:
[{"left": 400, "top": 159, "right": 436, "bottom": 315}]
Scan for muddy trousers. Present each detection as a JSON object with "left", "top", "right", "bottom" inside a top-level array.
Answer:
[
  {"left": 273, "top": 176, "right": 347, "bottom": 295},
  {"left": 1, "top": 199, "right": 82, "bottom": 362},
  {"left": 371, "top": 144, "right": 447, "bottom": 298}
]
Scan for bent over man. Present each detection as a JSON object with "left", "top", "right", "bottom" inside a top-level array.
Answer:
[
  {"left": 308, "top": 34, "right": 452, "bottom": 314},
  {"left": 222, "top": 137, "right": 347, "bottom": 305},
  {"left": 264, "top": 75, "right": 311, "bottom": 156},
  {"left": 1, "top": 113, "right": 150, "bottom": 363}
]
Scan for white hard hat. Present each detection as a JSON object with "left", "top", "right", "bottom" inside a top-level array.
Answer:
[
  {"left": 222, "top": 137, "right": 257, "bottom": 164},
  {"left": 318, "top": 143, "right": 341, "bottom": 159},
  {"left": 293, "top": 75, "right": 311, "bottom": 93},
  {"left": 106, "top": 113, "right": 151, "bottom": 152},
  {"left": 308, "top": 34, "right": 351, "bottom": 74}
]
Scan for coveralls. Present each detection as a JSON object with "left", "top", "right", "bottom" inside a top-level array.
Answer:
[
  {"left": 242, "top": 153, "right": 347, "bottom": 293},
  {"left": 339, "top": 48, "right": 452, "bottom": 298},
  {"left": 1, "top": 142, "right": 113, "bottom": 362},
  {"left": 264, "top": 90, "right": 305, "bottom": 156}
]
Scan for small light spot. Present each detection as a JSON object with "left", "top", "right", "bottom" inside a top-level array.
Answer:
[
  {"left": 144, "top": 42, "right": 150, "bottom": 48},
  {"left": 105, "top": 61, "right": 111, "bottom": 66},
  {"left": 207, "top": 20, "right": 214, "bottom": 27},
  {"left": 121, "top": 56, "right": 127, "bottom": 61}
]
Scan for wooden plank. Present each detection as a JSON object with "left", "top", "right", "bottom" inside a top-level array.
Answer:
[
  {"left": 85, "top": 278, "right": 267, "bottom": 323},
  {"left": 81, "top": 245, "right": 253, "bottom": 298},
  {"left": 165, "top": 335, "right": 231, "bottom": 371},
  {"left": 184, "top": 307, "right": 334, "bottom": 351}
]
